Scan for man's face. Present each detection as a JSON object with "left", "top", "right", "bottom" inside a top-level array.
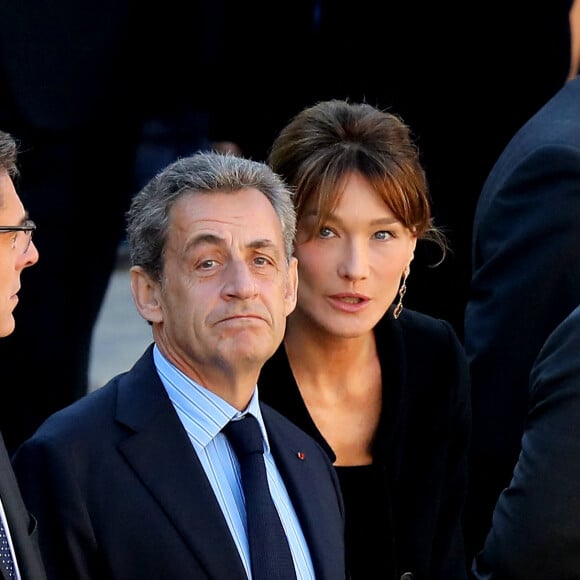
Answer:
[
  {"left": 0, "top": 171, "right": 39, "bottom": 337},
  {"left": 133, "top": 188, "right": 297, "bottom": 385}
]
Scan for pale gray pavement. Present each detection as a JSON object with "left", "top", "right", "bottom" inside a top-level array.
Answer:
[{"left": 88, "top": 247, "right": 152, "bottom": 392}]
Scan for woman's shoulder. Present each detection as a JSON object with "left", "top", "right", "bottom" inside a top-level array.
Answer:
[
  {"left": 377, "top": 309, "right": 467, "bottom": 375},
  {"left": 382, "top": 308, "right": 458, "bottom": 341}
]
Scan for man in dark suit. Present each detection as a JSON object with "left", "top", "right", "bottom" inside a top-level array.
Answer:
[
  {"left": 463, "top": 74, "right": 580, "bottom": 561},
  {"left": 11, "top": 152, "right": 345, "bottom": 580},
  {"left": 0, "top": 129, "right": 46, "bottom": 579},
  {"left": 471, "top": 302, "right": 580, "bottom": 578}
]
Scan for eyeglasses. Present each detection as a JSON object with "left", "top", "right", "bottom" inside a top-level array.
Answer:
[{"left": 0, "top": 220, "right": 36, "bottom": 254}]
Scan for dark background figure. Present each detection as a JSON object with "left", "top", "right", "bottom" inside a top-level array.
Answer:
[
  {"left": 471, "top": 302, "right": 580, "bottom": 579},
  {"left": 210, "top": 0, "right": 573, "bottom": 339},
  {"left": 463, "top": 73, "right": 580, "bottom": 564},
  {"left": 0, "top": 0, "right": 213, "bottom": 453}
]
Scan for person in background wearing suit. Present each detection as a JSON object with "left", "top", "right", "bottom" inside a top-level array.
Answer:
[
  {"left": 471, "top": 302, "right": 580, "bottom": 578},
  {"left": 0, "top": 129, "right": 45, "bottom": 579},
  {"left": 259, "top": 99, "right": 471, "bottom": 580},
  {"left": 11, "top": 151, "right": 345, "bottom": 580},
  {"left": 463, "top": 74, "right": 580, "bottom": 562}
]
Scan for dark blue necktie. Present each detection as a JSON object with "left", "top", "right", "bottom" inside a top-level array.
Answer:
[
  {"left": 224, "top": 415, "right": 297, "bottom": 580},
  {"left": 0, "top": 519, "right": 15, "bottom": 579}
]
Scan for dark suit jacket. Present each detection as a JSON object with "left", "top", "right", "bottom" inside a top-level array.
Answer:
[
  {"left": 463, "top": 75, "right": 580, "bottom": 559},
  {"left": 11, "top": 345, "right": 345, "bottom": 580},
  {"left": 472, "top": 303, "right": 580, "bottom": 578},
  {"left": 0, "top": 436, "right": 45, "bottom": 580},
  {"left": 259, "top": 309, "right": 471, "bottom": 580}
]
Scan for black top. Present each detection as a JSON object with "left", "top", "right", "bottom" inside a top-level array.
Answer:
[
  {"left": 335, "top": 464, "right": 390, "bottom": 579},
  {"left": 259, "top": 308, "right": 471, "bottom": 579}
]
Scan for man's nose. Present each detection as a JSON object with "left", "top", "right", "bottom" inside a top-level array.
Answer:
[{"left": 222, "top": 259, "right": 258, "bottom": 299}]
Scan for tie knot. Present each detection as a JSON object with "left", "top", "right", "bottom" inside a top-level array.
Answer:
[{"left": 224, "top": 415, "right": 264, "bottom": 457}]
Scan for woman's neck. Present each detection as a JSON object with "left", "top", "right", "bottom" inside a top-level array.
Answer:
[
  {"left": 283, "top": 316, "right": 377, "bottom": 391},
  {"left": 283, "top": 316, "right": 382, "bottom": 466}
]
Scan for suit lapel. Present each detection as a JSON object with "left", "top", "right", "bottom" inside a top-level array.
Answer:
[
  {"left": 0, "top": 433, "right": 46, "bottom": 580},
  {"left": 264, "top": 407, "right": 344, "bottom": 580},
  {"left": 115, "top": 350, "right": 246, "bottom": 579},
  {"left": 374, "top": 315, "right": 408, "bottom": 476}
]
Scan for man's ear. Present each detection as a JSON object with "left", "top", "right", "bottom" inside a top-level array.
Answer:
[
  {"left": 284, "top": 256, "right": 298, "bottom": 316},
  {"left": 130, "top": 266, "right": 163, "bottom": 324}
]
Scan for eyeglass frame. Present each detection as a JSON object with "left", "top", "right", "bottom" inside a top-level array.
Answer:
[{"left": 0, "top": 219, "right": 36, "bottom": 253}]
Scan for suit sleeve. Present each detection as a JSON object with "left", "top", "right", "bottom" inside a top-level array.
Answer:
[
  {"left": 12, "top": 435, "right": 98, "bottom": 580},
  {"left": 472, "top": 305, "right": 580, "bottom": 578},
  {"left": 464, "top": 142, "right": 580, "bottom": 551}
]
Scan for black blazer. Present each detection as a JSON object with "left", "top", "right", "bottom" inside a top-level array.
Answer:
[
  {"left": 472, "top": 303, "right": 580, "bottom": 578},
  {"left": 463, "top": 75, "right": 580, "bottom": 557},
  {"left": 11, "top": 345, "right": 345, "bottom": 580},
  {"left": 259, "top": 309, "right": 471, "bottom": 580},
  {"left": 0, "top": 436, "right": 45, "bottom": 580}
]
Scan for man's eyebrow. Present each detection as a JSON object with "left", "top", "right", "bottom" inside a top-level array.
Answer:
[
  {"left": 188, "top": 234, "right": 280, "bottom": 253},
  {"left": 248, "top": 238, "right": 278, "bottom": 251},
  {"left": 189, "top": 233, "right": 224, "bottom": 247}
]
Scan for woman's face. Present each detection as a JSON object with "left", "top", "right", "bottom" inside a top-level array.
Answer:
[{"left": 292, "top": 171, "right": 416, "bottom": 338}]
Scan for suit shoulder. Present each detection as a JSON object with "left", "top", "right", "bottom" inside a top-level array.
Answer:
[
  {"left": 24, "top": 376, "right": 122, "bottom": 443},
  {"left": 530, "top": 304, "right": 580, "bottom": 395},
  {"left": 385, "top": 309, "right": 470, "bottom": 400}
]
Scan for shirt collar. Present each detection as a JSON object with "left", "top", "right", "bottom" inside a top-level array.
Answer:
[{"left": 152, "top": 344, "right": 270, "bottom": 450}]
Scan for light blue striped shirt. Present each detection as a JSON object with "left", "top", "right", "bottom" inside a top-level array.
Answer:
[{"left": 153, "top": 345, "right": 315, "bottom": 580}]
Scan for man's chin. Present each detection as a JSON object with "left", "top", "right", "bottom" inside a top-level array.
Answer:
[{"left": 221, "top": 342, "right": 277, "bottom": 368}]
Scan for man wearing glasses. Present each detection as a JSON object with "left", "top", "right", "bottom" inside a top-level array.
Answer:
[{"left": 0, "top": 129, "right": 46, "bottom": 578}]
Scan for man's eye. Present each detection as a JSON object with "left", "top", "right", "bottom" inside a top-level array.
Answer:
[
  {"left": 199, "top": 259, "right": 217, "bottom": 269},
  {"left": 254, "top": 256, "right": 272, "bottom": 267}
]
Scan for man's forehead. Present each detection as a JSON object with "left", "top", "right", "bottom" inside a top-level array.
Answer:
[
  {"left": 175, "top": 187, "right": 273, "bottom": 211},
  {"left": 173, "top": 189, "right": 283, "bottom": 241},
  {"left": 186, "top": 229, "right": 282, "bottom": 257}
]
